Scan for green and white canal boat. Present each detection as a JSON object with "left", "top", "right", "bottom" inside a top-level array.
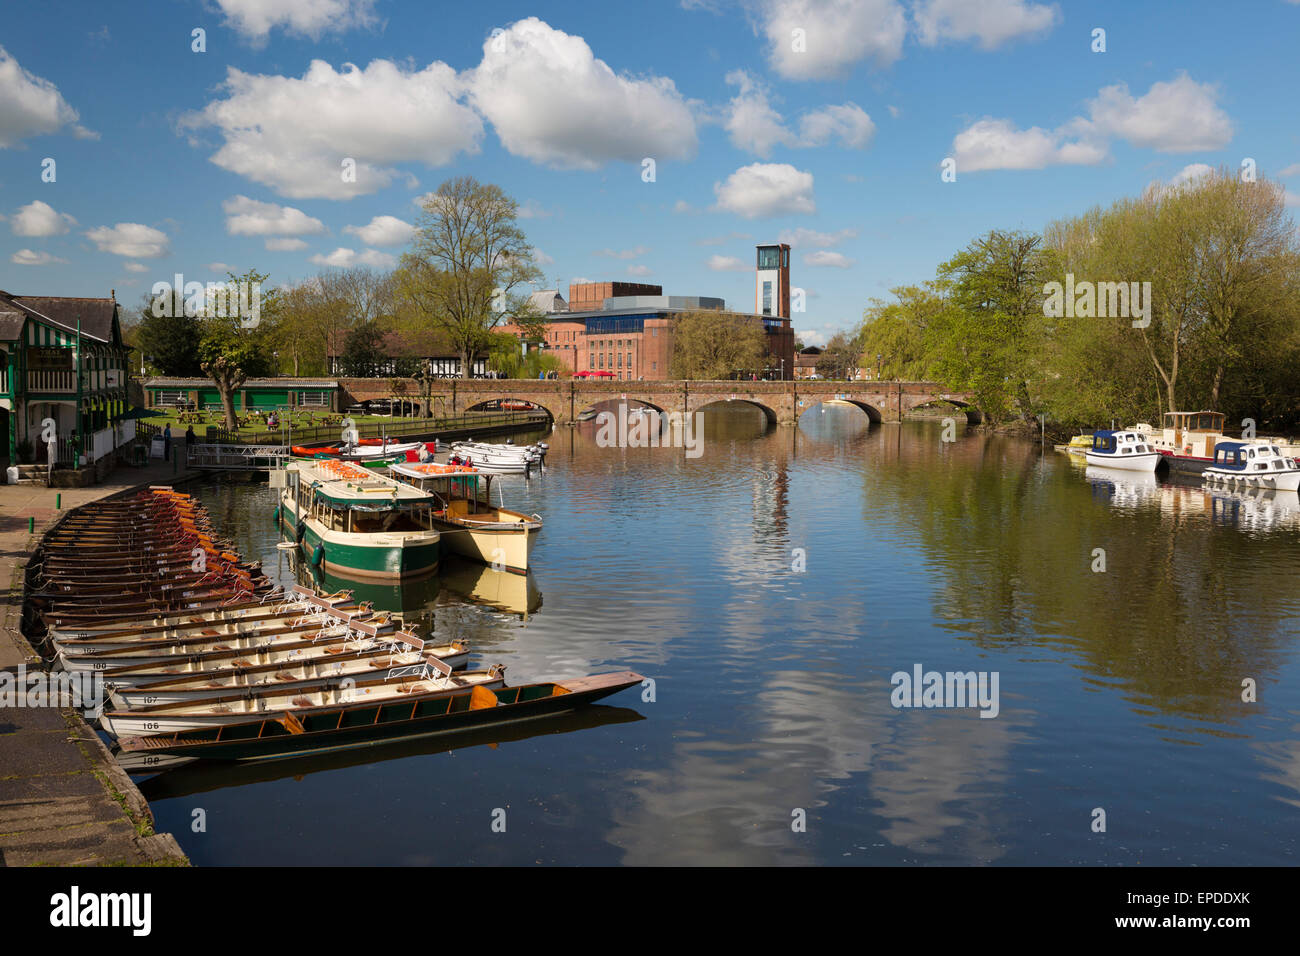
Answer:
[{"left": 278, "top": 458, "right": 441, "bottom": 581}]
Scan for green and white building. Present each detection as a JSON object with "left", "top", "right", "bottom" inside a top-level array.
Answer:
[{"left": 0, "top": 291, "right": 132, "bottom": 467}]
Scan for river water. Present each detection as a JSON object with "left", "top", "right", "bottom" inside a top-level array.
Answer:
[{"left": 138, "top": 404, "right": 1300, "bottom": 865}]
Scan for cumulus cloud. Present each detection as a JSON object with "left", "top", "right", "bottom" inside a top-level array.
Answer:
[
  {"left": 205, "top": 261, "right": 231, "bottom": 272},
  {"left": 761, "top": 0, "right": 907, "bottom": 80},
  {"left": 797, "top": 103, "right": 875, "bottom": 148},
  {"left": 467, "top": 18, "right": 696, "bottom": 169},
  {"left": 1169, "top": 163, "right": 1213, "bottom": 186},
  {"left": 343, "top": 214, "right": 415, "bottom": 246},
  {"left": 951, "top": 74, "right": 1233, "bottom": 173},
  {"left": 723, "top": 71, "right": 874, "bottom": 155},
  {"left": 952, "top": 118, "right": 1106, "bottom": 172},
  {"left": 913, "top": 0, "right": 1059, "bottom": 50},
  {"left": 265, "top": 237, "right": 309, "bottom": 251},
  {"left": 182, "top": 60, "right": 482, "bottom": 199},
  {"left": 1279, "top": 163, "right": 1300, "bottom": 178},
  {"left": 706, "top": 254, "right": 749, "bottom": 271},
  {"left": 804, "top": 250, "right": 854, "bottom": 268},
  {"left": 714, "top": 163, "right": 815, "bottom": 218},
  {"left": 215, "top": 0, "right": 378, "bottom": 45},
  {"left": 626, "top": 264, "right": 653, "bottom": 276},
  {"left": 308, "top": 246, "right": 396, "bottom": 268},
  {"left": 85, "top": 223, "right": 170, "bottom": 258},
  {"left": 11, "top": 199, "right": 76, "bottom": 236},
  {"left": 778, "top": 226, "right": 857, "bottom": 247},
  {"left": 1079, "top": 74, "right": 1233, "bottom": 152},
  {"left": 531, "top": 248, "right": 555, "bottom": 266},
  {"left": 673, "top": 199, "right": 697, "bottom": 214},
  {"left": 0, "top": 45, "right": 96, "bottom": 146},
  {"left": 124, "top": 262, "right": 149, "bottom": 273},
  {"left": 223, "top": 195, "right": 326, "bottom": 237},
  {"left": 11, "top": 248, "right": 67, "bottom": 266},
  {"left": 517, "top": 199, "right": 554, "bottom": 219}
]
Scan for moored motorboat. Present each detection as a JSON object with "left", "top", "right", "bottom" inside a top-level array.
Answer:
[
  {"left": 278, "top": 459, "right": 441, "bottom": 581},
  {"left": 1083, "top": 430, "right": 1161, "bottom": 471},
  {"left": 388, "top": 462, "right": 542, "bottom": 573},
  {"left": 1201, "top": 441, "right": 1300, "bottom": 491}
]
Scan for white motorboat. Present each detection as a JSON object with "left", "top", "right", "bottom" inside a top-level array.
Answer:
[
  {"left": 1201, "top": 441, "right": 1300, "bottom": 491},
  {"left": 1083, "top": 430, "right": 1161, "bottom": 471}
]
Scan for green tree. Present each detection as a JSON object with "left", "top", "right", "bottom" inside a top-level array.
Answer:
[
  {"left": 198, "top": 269, "right": 278, "bottom": 429},
  {"left": 396, "top": 177, "right": 542, "bottom": 378},
  {"left": 669, "top": 311, "right": 768, "bottom": 379},
  {"left": 136, "top": 291, "right": 203, "bottom": 376},
  {"left": 338, "top": 322, "right": 388, "bottom": 377}
]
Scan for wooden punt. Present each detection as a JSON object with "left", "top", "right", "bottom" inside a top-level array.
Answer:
[
  {"left": 99, "top": 660, "right": 511, "bottom": 736},
  {"left": 95, "top": 635, "right": 470, "bottom": 689},
  {"left": 115, "top": 671, "right": 644, "bottom": 760}
]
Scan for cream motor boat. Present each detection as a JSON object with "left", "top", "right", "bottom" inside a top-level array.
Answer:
[{"left": 387, "top": 463, "right": 542, "bottom": 574}]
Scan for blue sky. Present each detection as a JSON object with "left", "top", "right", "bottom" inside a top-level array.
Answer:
[{"left": 2, "top": 0, "right": 1298, "bottom": 346}]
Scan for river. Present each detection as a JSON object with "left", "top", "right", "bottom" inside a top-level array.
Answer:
[{"left": 138, "top": 403, "right": 1300, "bottom": 865}]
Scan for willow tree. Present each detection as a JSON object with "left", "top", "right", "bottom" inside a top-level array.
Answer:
[{"left": 396, "top": 177, "right": 541, "bottom": 378}]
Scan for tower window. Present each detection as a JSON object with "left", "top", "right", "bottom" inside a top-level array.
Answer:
[{"left": 762, "top": 281, "right": 772, "bottom": 316}]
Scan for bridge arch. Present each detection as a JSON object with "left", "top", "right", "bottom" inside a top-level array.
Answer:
[
  {"left": 463, "top": 396, "right": 559, "bottom": 424},
  {"left": 693, "top": 397, "right": 778, "bottom": 426},
  {"left": 906, "top": 397, "right": 982, "bottom": 425}
]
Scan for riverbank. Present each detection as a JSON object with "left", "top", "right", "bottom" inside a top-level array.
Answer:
[{"left": 0, "top": 460, "right": 195, "bottom": 866}]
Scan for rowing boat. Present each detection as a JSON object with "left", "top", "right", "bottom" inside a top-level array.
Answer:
[{"left": 114, "top": 671, "right": 643, "bottom": 760}]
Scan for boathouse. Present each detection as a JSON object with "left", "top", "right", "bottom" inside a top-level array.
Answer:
[{"left": 0, "top": 290, "right": 133, "bottom": 472}]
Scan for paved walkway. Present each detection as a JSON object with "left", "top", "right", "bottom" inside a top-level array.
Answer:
[{"left": 0, "top": 459, "right": 196, "bottom": 865}]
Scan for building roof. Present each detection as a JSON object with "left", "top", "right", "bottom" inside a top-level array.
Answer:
[
  {"left": 0, "top": 291, "right": 121, "bottom": 344},
  {"left": 145, "top": 377, "right": 338, "bottom": 388},
  {"left": 527, "top": 290, "right": 567, "bottom": 313},
  {"left": 0, "top": 310, "right": 25, "bottom": 342}
]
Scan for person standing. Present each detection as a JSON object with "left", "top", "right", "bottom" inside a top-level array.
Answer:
[
  {"left": 163, "top": 424, "right": 172, "bottom": 460},
  {"left": 185, "top": 425, "right": 196, "bottom": 448}
]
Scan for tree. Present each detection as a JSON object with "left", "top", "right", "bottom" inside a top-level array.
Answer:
[
  {"left": 337, "top": 322, "right": 388, "bottom": 377},
  {"left": 198, "top": 269, "right": 277, "bottom": 429},
  {"left": 815, "top": 330, "right": 861, "bottom": 379},
  {"left": 669, "top": 311, "right": 768, "bottom": 379},
  {"left": 396, "top": 177, "right": 542, "bottom": 378},
  {"left": 135, "top": 291, "right": 203, "bottom": 376}
]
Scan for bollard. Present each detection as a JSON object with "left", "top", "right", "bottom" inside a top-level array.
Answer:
[{"left": 56, "top": 493, "right": 61, "bottom": 510}]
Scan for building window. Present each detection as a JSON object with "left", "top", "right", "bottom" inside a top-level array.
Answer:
[
  {"left": 626, "top": 353, "right": 632, "bottom": 368},
  {"left": 758, "top": 247, "right": 779, "bottom": 269},
  {"left": 762, "top": 281, "right": 772, "bottom": 316},
  {"left": 652, "top": 328, "right": 658, "bottom": 337},
  {"left": 652, "top": 362, "right": 657, "bottom": 372}
]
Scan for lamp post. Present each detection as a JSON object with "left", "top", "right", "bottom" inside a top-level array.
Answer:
[{"left": 877, "top": 354, "right": 883, "bottom": 381}]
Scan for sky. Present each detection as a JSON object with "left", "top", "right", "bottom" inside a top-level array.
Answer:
[{"left": 1, "top": 0, "right": 1298, "bottom": 347}]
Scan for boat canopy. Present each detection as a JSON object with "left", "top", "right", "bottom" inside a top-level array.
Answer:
[{"left": 1164, "top": 411, "right": 1225, "bottom": 431}]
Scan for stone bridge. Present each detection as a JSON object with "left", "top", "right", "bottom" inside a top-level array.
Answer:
[{"left": 339, "top": 378, "right": 978, "bottom": 427}]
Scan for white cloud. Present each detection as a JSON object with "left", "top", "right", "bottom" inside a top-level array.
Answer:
[
  {"left": 951, "top": 74, "right": 1232, "bottom": 174},
  {"left": 1080, "top": 74, "right": 1233, "bottom": 152},
  {"left": 594, "top": 245, "right": 650, "bottom": 259},
  {"left": 570, "top": 276, "right": 593, "bottom": 285},
  {"left": 266, "top": 237, "right": 309, "bottom": 251},
  {"left": 804, "top": 250, "right": 854, "bottom": 268},
  {"left": 123, "top": 262, "right": 148, "bottom": 273},
  {"left": 797, "top": 103, "right": 875, "bottom": 148},
  {"left": 343, "top": 214, "right": 414, "bottom": 246},
  {"left": 1286, "top": 190, "right": 1300, "bottom": 208},
  {"left": 85, "top": 223, "right": 170, "bottom": 258},
  {"left": 1279, "top": 163, "right": 1300, "bottom": 178},
  {"left": 183, "top": 60, "right": 482, "bottom": 199},
  {"left": 1169, "top": 163, "right": 1213, "bottom": 186},
  {"left": 0, "top": 45, "right": 96, "bottom": 147},
  {"left": 706, "top": 254, "right": 749, "bottom": 271},
  {"left": 761, "top": 0, "right": 907, "bottom": 80},
  {"left": 778, "top": 226, "right": 857, "bottom": 247},
  {"left": 517, "top": 199, "right": 554, "bottom": 219},
  {"left": 11, "top": 248, "right": 67, "bottom": 266},
  {"left": 913, "top": 0, "right": 1059, "bottom": 50},
  {"left": 714, "top": 163, "right": 815, "bottom": 218},
  {"left": 205, "top": 262, "right": 230, "bottom": 272},
  {"left": 11, "top": 199, "right": 76, "bottom": 236},
  {"left": 215, "top": 0, "right": 378, "bottom": 45},
  {"left": 532, "top": 248, "right": 555, "bottom": 266},
  {"left": 723, "top": 71, "right": 874, "bottom": 155},
  {"left": 223, "top": 194, "right": 326, "bottom": 237},
  {"left": 467, "top": 18, "right": 697, "bottom": 169},
  {"left": 886, "top": 105, "right": 901, "bottom": 119},
  {"left": 627, "top": 264, "right": 653, "bottom": 276},
  {"left": 308, "top": 246, "right": 396, "bottom": 268},
  {"left": 952, "top": 118, "right": 1107, "bottom": 172},
  {"left": 673, "top": 199, "right": 697, "bottom": 214},
  {"left": 795, "top": 327, "right": 828, "bottom": 347}
]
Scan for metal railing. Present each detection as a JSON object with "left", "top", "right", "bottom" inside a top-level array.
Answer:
[
  {"left": 204, "top": 410, "right": 548, "bottom": 446},
  {"left": 188, "top": 443, "right": 290, "bottom": 470}
]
